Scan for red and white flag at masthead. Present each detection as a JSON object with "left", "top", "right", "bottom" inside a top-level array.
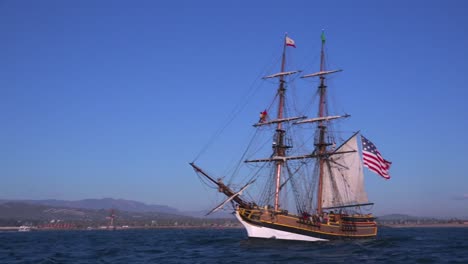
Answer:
[
  {"left": 285, "top": 36, "right": 296, "bottom": 48},
  {"left": 361, "top": 135, "right": 392, "bottom": 179}
]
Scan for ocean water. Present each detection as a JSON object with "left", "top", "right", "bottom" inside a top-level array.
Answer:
[{"left": 1, "top": 227, "right": 467, "bottom": 263}]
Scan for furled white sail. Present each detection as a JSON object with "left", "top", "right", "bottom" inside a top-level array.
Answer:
[
  {"left": 301, "top": 69, "right": 342, "bottom": 79},
  {"left": 263, "top": 70, "right": 300, "bottom": 79},
  {"left": 321, "top": 134, "right": 368, "bottom": 209}
]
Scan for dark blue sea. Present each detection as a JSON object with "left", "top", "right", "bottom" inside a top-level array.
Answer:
[{"left": 1, "top": 227, "right": 467, "bottom": 263}]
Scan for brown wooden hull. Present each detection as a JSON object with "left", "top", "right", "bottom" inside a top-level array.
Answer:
[{"left": 237, "top": 207, "right": 377, "bottom": 241}]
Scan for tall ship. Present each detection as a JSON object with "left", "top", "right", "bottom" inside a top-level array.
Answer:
[{"left": 190, "top": 32, "right": 391, "bottom": 242}]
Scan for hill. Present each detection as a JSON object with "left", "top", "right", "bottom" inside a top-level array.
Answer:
[
  {"left": 0, "top": 202, "right": 237, "bottom": 228},
  {"left": 0, "top": 198, "right": 179, "bottom": 214},
  {"left": 0, "top": 198, "right": 236, "bottom": 219}
]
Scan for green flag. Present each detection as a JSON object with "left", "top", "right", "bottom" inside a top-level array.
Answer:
[{"left": 321, "top": 31, "right": 326, "bottom": 43}]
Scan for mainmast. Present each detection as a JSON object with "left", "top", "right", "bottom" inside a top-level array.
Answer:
[
  {"left": 299, "top": 32, "right": 346, "bottom": 213},
  {"left": 316, "top": 30, "right": 328, "bottom": 214}
]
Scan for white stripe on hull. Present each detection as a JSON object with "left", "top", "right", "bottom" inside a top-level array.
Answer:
[{"left": 235, "top": 210, "right": 328, "bottom": 242}]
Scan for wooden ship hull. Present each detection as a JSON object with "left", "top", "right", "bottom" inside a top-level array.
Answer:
[{"left": 236, "top": 207, "right": 377, "bottom": 241}]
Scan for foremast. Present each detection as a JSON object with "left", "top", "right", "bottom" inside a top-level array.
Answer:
[
  {"left": 272, "top": 34, "right": 289, "bottom": 212},
  {"left": 249, "top": 34, "right": 302, "bottom": 211}
]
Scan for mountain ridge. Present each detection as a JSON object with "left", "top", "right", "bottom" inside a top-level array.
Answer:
[
  {"left": 0, "top": 198, "right": 179, "bottom": 214},
  {"left": 0, "top": 198, "right": 234, "bottom": 218}
]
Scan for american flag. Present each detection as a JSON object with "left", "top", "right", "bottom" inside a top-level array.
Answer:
[{"left": 361, "top": 135, "right": 392, "bottom": 179}]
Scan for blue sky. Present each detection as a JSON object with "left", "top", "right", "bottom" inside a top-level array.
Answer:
[{"left": 1, "top": 0, "right": 467, "bottom": 218}]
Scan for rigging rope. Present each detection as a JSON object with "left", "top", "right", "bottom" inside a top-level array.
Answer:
[
  {"left": 225, "top": 129, "right": 260, "bottom": 185},
  {"left": 192, "top": 48, "right": 286, "bottom": 163}
]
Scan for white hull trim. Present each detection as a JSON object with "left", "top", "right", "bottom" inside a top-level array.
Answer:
[{"left": 235, "top": 210, "right": 328, "bottom": 242}]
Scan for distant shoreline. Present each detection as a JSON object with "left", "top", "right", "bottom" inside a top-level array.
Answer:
[
  {"left": 2, "top": 224, "right": 468, "bottom": 232},
  {"left": 0, "top": 225, "right": 244, "bottom": 231},
  {"left": 382, "top": 223, "right": 468, "bottom": 228}
]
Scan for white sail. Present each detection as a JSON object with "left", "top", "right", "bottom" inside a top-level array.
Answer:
[
  {"left": 294, "top": 114, "right": 349, "bottom": 125},
  {"left": 301, "top": 69, "right": 342, "bottom": 79},
  {"left": 263, "top": 70, "right": 300, "bottom": 79},
  {"left": 321, "top": 134, "right": 368, "bottom": 209}
]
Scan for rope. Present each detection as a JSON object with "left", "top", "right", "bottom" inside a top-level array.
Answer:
[{"left": 192, "top": 49, "right": 283, "bottom": 163}]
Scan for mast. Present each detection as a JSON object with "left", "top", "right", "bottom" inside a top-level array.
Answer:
[
  {"left": 273, "top": 33, "right": 288, "bottom": 211},
  {"left": 317, "top": 30, "right": 327, "bottom": 214},
  {"left": 244, "top": 34, "right": 300, "bottom": 210},
  {"left": 299, "top": 32, "right": 346, "bottom": 213}
]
